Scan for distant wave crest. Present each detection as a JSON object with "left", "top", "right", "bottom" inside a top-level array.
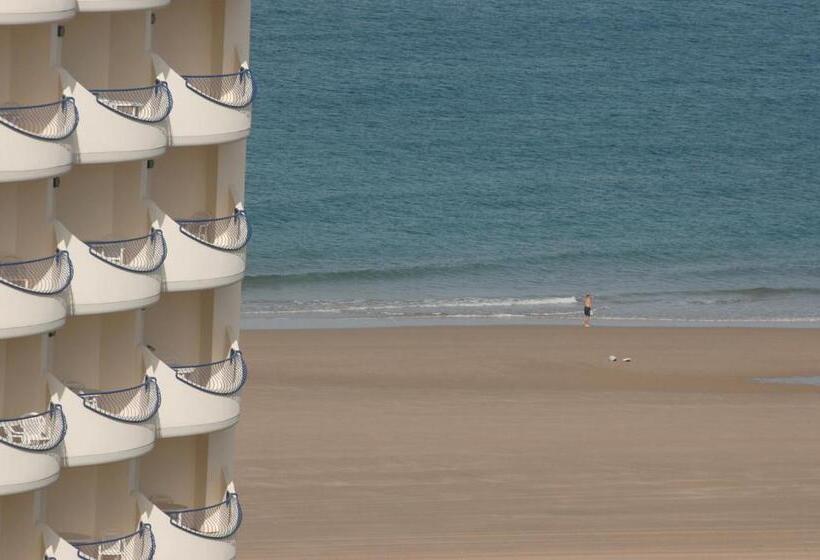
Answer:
[{"left": 244, "top": 262, "right": 503, "bottom": 286}]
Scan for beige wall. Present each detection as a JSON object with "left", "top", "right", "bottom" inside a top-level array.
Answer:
[
  {"left": 46, "top": 463, "right": 137, "bottom": 537},
  {"left": 211, "top": 282, "right": 241, "bottom": 359},
  {"left": 0, "top": 25, "right": 59, "bottom": 105},
  {"left": 153, "top": 0, "right": 225, "bottom": 74},
  {"left": 52, "top": 312, "right": 142, "bottom": 391},
  {"left": 143, "top": 284, "right": 239, "bottom": 364},
  {"left": 0, "top": 31, "right": 10, "bottom": 102},
  {"left": 0, "top": 343, "right": 5, "bottom": 417},
  {"left": 99, "top": 312, "right": 143, "bottom": 388},
  {"left": 143, "top": 291, "right": 213, "bottom": 363},
  {"left": 206, "top": 426, "right": 235, "bottom": 502},
  {"left": 0, "top": 493, "right": 41, "bottom": 559},
  {"left": 57, "top": 162, "right": 149, "bottom": 240},
  {"left": 0, "top": 186, "right": 17, "bottom": 257},
  {"left": 150, "top": 145, "right": 217, "bottom": 218},
  {"left": 221, "top": 0, "right": 250, "bottom": 69},
  {"left": 0, "top": 335, "right": 47, "bottom": 418},
  {"left": 216, "top": 139, "right": 246, "bottom": 213},
  {"left": 62, "top": 12, "right": 153, "bottom": 88},
  {"left": 15, "top": 180, "right": 53, "bottom": 256},
  {"left": 153, "top": 0, "right": 251, "bottom": 74},
  {"left": 109, "top": 11, "right": 153, "bottom": 87},
  {"left": 0, "top": 181, "right": 54, "bottom": 258},
  {"left": 61, "top": 14, "right": 110, "bottom": 87},
  {"left": 46, "top": 467, "right": 97, "bottom": 536},
  {"left": 139, "top": 435, "right": 209, "bottom": 507},
  {"left": 150, "top": 140, "right": 246, "bottom": 218}
]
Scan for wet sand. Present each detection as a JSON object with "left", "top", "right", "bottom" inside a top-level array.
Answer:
[{"left": 236, "top": 326, "right": 820, "bottom": 558}]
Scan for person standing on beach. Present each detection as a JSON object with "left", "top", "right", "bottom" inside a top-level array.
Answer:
[{"left": 583, "top": 293, "right": 593, "bottom": 327}]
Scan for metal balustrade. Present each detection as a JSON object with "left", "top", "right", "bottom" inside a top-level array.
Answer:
[
  {"left": 71, "top": 523, "right": 155, "bottom": 560},
  {"left": 86, "top": 230, "right": 167, "bottom": 273},
  {"left": 77, "top": 377, "right": 161, "bottom": 424},
  {"left": 167, "top": 492, "right": 242, "bottom": 540},
  {"left": 0, "top": 250, "right": 73, "bottom": 295},
  {"left": 170, "top": 350, "right": 248, "bottom": 396},
  {"left": 91, "top": 82, "right": 173, "bottom": 123},
  {"left": 0, "top": 97, "right": 79, "bottom": 141},
  {"left": 0, "top": 404, "right": 66, "bottom": 452},
  {"left": 182, "top": 68, "right": 256, "bottom": 109},
  {"left": 177, "top": 209, "right": 251, "bottom": 251}
]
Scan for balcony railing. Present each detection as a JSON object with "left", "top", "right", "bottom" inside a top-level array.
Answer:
[
  {"left": 177, "top": 209, "right": 251, "bottom": 252},
  {"left": 91, "top": 82, "right": 173, "bottom": 124},
  {"left": 182, "top": 68, "right": 255, "bottom": 109},
  {"left": 77, "top": 377, "right": 161, "bottom": 424},
  {"left": 0, "top": 250, "right": 73, "bottom": 295},
  {"left": 0, "top": 404, "right": 67, "bottom": 452},
  {"left": 167, "top": 492, "right": 242, "bottom": 540},
  {"left": 170, "top": 349, "right": 248, "bottom": 396},
  {"left": 0, "top": 97, "right": 79, "bottom": 141},
  {"left": 86, "top": 229, "right": 167, "bottom": 273},
  {"left": 70, "top": 523, "right": 155, "bottom": 560}
]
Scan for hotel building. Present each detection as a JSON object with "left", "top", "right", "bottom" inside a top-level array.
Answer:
[{"left": 0, "top": 0, "right": 253, "bottom": 558}]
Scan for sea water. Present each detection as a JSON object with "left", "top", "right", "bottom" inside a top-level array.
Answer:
[{"left": 245, "top": 0, "right": 819, "bottom": 328}]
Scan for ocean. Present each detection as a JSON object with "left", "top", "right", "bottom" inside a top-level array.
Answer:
[{"left": 244, "top": 0, "right": 819, "bottom": 328}]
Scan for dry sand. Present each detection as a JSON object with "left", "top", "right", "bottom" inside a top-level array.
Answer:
[{"left": 236, "top": 326, "right": 820, "bottom": 559}]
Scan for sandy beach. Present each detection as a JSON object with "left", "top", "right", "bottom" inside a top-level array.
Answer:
[{"left": 235, "top": 326, "right": 820, "bottom": 558}]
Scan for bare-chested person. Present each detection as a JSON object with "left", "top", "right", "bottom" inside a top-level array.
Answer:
[{"left": 583, "top": 293, "right": 593, "bottom": 327}]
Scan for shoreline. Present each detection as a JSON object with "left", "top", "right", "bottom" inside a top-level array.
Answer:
[
  {"left": 237, "top": 324, "right": 820, "bottom": 558},
  {"left": 241, "top": 315, "right": 820, "bottom": 330}
]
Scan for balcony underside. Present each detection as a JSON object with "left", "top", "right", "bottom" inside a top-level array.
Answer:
[
  {"left": 44, "top": 523, "right": 156, "bottom": 560},
  {"left": 0, "top": 446, "right": 61, "bottom": 496},
  {"left": 78, "top": 0, "right": 170, "bottom": 12},
  {"left": 144, "top": 347, "right": 241, "bottom": 438},
  {"left": 153, "top": 207, "right": 246, "bottom": 292},
  {"left": 154, "top": 57, "right": 251, "bottom": 147},
  {"left": 138, "top": 493, "right": 237, "bottom": 560},
  {"left": 0, "top": 2, "right": 76, "bottom": 25},
  {"left": 0, "top": 127, "right": 73, "bottom": 183},
  {"left": 48, "top": 374, "right": 156, "bottom": 467},
  {"left": 0, "top": 285, "right": 67, "bottom": 340},
  {"left": 61, "top": 71, "right": 169, "bottom": 165},
  {"left": 57, "top": 222, "right": 163, "bottom": 315}
]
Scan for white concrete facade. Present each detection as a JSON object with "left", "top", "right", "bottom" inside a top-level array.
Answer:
[{"left": 0, "top": 1, "right": 252, "bottom": 557}]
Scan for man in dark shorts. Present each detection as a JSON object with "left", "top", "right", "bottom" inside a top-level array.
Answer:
[{"left": 583, "top": 293, "right": 593, "bottom": 327}]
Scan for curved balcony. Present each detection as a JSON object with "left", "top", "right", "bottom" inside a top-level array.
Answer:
[
  {"left": 91, "top": 82, "right": 173, "bottom": 124},
  {"left": 57, "top": 223, "right": 163, "bottom": 315},
  {"left": 48, "top": 374, "right": 156, "bottom": 467},
  {"left": 0, "top": 1, "right": 77, "bottom": 25},
  {"left": 60, "top": 71, "right": 168, "bottom": 164},
  {"left": 78, "top": 377, "right": 161, "bottom": 424},
  {"left": 144, "top": 347, "right": 242, "bottom": 438},
  {"left": 184, "top": 69, "right": 256, "bottom": 110},
  {"left": 153, "top": 204, "right": 247, "bottom": 291},
  {"left": 0, "top": 98, "right": 78, "bottom": 182},
  {"left": 172, "top": 350, "right": 247, "bottom": 396},
  {"left": 86, "top": 230, "right": 167, "bottom": 274},
  {"left": 0, "top": 404, "right": 66, "bottom": 495},
  {"left": 0, "top": 251, "right": 72, "bottom": 339},
  {"left": 45, "top": 523, "right": 155, "bottom": 560},
  {"left": 178, "top": 209, "right": 251, "bottom": 252},
  {"left": 154, "top": 57, "right": 253, "bottom": 147},
  {"left": 78, "top": 0, "right": 169, "bottom": 12},
  {"left": 168, "top": 492, "right": 242, "bottom": 540},
  {"left": 138, "top": 487, "right": 239, "bottom": 560}
]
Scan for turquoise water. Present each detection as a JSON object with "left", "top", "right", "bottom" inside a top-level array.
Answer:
[{"left": 245, "top": 1, "right": 819, "bottom": 328}]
